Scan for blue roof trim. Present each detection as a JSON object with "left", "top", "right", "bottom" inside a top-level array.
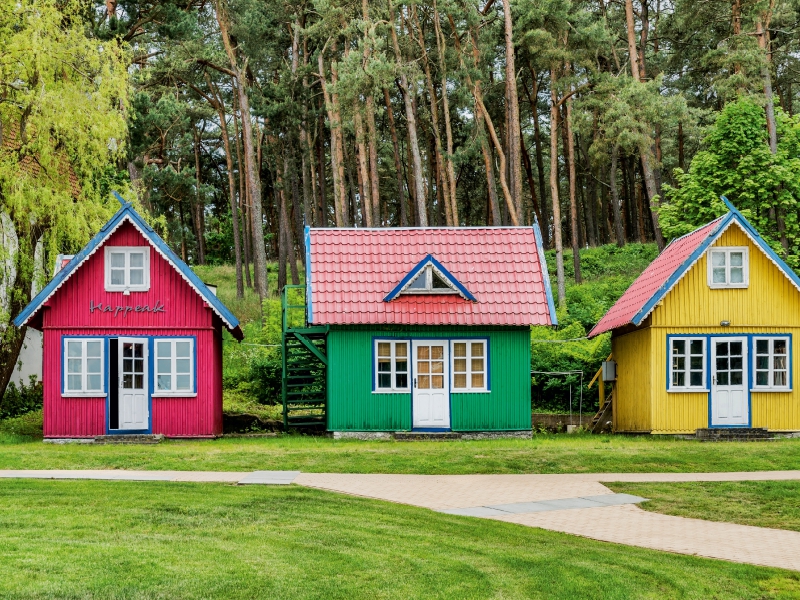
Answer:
[
  {"left": 383, "top": 254, "right": 477, "bottom": 302},
  {"left": 533, "top": 218, "right": 557, "bottom": 326},
  {"left": 14, "top": 192, "right": 242, "bottom": 340},
  {"left": 305, "top": 225, "right": 313, "bottom": 324},
  {"left": 629, "top": 196, "right": 800, "bottom": 326}
]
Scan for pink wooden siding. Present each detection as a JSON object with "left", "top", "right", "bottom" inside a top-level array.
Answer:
[{"left": 41, "top": 222, "right": 223, "bottom": 438}]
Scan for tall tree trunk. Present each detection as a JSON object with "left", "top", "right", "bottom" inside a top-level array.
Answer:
[
  {"left": 286, "top": 153, "right": 301, "bottom": 283},
  {"left": 353, "top": 103, "right": 373, "bottom": 226},
  {"left": 478, "top": 112, "right": 502, "bottom": 225},
  {"left": 550, "top": 66, "right": 566, "bottom": 308},
  {"left": 384, "top": 87, "right": 407, "bottom": 227},
  {"left": 317, "top": 103, "right": 328, "bottom": 227},
  {"left": 502, "top": 0, "right": 523, "bottom": 218},
  {"left": 390, "top": 1, "right": 428, "bottom": 226},
  {"left": 216, "top": 0, "right": 267, "bottom": 296},
  {"left": 564, "top": 88, "right": 581, "bottom": 283},
  {"left": 520, "top": 127, "right": 542, "bottom": 225},
  {"left": 365, "top": 96, "right": 381, "bottom": 226},
  {"left": 610, "top": 145, "right": 625, "bottom": 247},
  {"left": 232, "top": 92, "right": 252, "bottom": 289},
  {"left": 318, "top": 49, "right": 348, "bottom": 227},
  {"left": 624, "top": 0, "right": 665, "bottom": 250},
  {"left": 523, "top": 68, "right": 549, "bottom": 244},
  {"left": 433, "top": 0, "right": 459, "bottom": 224},
  {"left": 192, "top": 127, "right": 206, "bottom": 265}
]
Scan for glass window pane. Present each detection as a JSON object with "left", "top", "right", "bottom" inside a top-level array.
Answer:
[
  {"left": 690, "top": 340, "right": 703, "bottom": 355},
  {"left": 673, "top": 371, "right": 685, "bottom": 387},
  {"left": 431, "top": 346, "right": 443, "bottom": 360},
  {"left": 730, "top": 357, "right": 742, "bottom": 370},
  {"left": 774, "top": 356, "right": 787, "bottom": 370},
  {"left": 712, "top": 268, "right": 727, "bottom": 283},
  {"left": 134, "top": 345, "right": 143, "bottom": 358},
  {"left": 395, "top": 343, "right": 407, "bottom": 358},
  {"left": 673, "top": 357, "right": 685, "bottom": 371},
  {"left": 729, "top": 252, "right": 743, "bottom": 267},
  {"left": 716, "top": 358, "right": 728, "bottom": 371},
  {"left": 134, "top": 374, "right": 144, "bottom": 388},
  {"left": 157, "top": 359, "right": 171, "bottom": 374},
  {"left": 418, "top": 375, "right": 430, "bottom": 389},
  {"left": 407, "top": 271, "right": 428, "bottom": 289},
  {"left": 756, "top": 340, "right": 769, "bottom": 354},
  {"left": 86, "top": 358, "right": 101, "bottom": 374},
  {"left": 86, "top": 341, "right": 101, "bottom": 357},
  {"left": 129, "top": 252, "right": 144, "bottom": 268},
  {"left": 775, "top": 340, "right": 787, "bottom": 355},
  {"left": 730, "top": 268, "right": 744, "bottom": 284},
  {"left": 158, "top": 375, "right": 171, "bottom": 391},
  {"left": 395, "top": 360, "right": 407, "bottom": 373},
  {"left": 430, "top": 361, "right": 443, "bottom": 374},
  {"left": 110, "top": 252, "right": 125, "bottom": 268},
  {"left": 378, "top": 343, "right": 391, "bottom": 357},
  {"left": 471, "top": 358, "right": 484, "bottom": 372},
  {"left": 122, "top": 344, "right": 133, "bottom": 358},
  {"left": 176, "top": 375, "right": 190, "bottom": 390},
  {"left": 123, "top": 359, "right": 133, "bottom": 373},
  {"left": 67, "top": 341, "right": 83, "bottom": 358},
  {"left": 718, "top": 372, "right": 729, "bottom": 385},
  {"left": 690, "top": 356, "right": 703, "bottom": 370},
  {"left": 122, "top": 374, "right": 133, "bottom": 388},
  {"left": 395, "top": 373, "right": 408, "bottom": 388},
  {"left": 454, "top": 359, "right": 466, "bottom": 373},
  {"left": 689, "top": 372, "right": 703, "bottom": 387},
  {"left": 453, "top": 343, "right": 466, "bottom": 358},
  {"left": 157, "top": 342, "right": 172, "bottom": 358},
  {"left": 774, "top": 371, "right": 787, "bottom": 387},
  {"left": 68, "top": 374, "right": 82, "bottom": 390},
  {"left": 757, "top": 371, "right": 769, "bottom": 386},
  {"left": 133, "top": 359, "right": 144, "bottom": 374},
  {"left": 377, "top": 359, "right": 391, "bottom": 373},
  {"left": 378, "top": 373, "right": 391, "bottom": 388},
  {"left": 757, "top": 356, "right": 769, "bottom": 369},
  {"left": 432, "top": 375, "right": 444, "bottom": 389},
  {"left": 87, "top": 374, "right": 101, "bottom": 391},
  {"left": 672, "top": 340, "right": 685, "bottom": 356},
  {"left": 454, "top": 374, "right": 467, "bottom": 388},
  {"left": 730, "top": 342, "right": 742, "bottom": 356},
  {"left": 175, "top": 359, "right": 190, "bottom": 374},
  {"left": 471, "top": 343, "right": 484, "bottom": 357},
  {"left": 731, "top": 371, "right": 742, "bottom": 385},
  {"left": 417, "top": 346, "right": 429, "bottom": 359},
  {"left": 471, "top": 373, "right": 484, "bottom": 388},
  {"left": 717, "top": 343, "right": 729, "bottom": 356},
  {"left": 711, "top": 252, "right": 726, "bottom": 267},
  {"left": 418, "top": 362, "right": 430, "bottom": 374},
  {"left": 111, "top": 269, "right": 125, "bottom": 285},
  {"left": 68, "top": 358, "right": 82, "bottom": 374},
  {"left": 129, "top": 269, "right": 144, "bottom": 285},
  {"left": 431, "top": 272, "right": 450, "bottom": 289}
]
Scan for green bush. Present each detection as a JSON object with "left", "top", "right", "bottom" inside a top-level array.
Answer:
[
  {"left": 0, "top": 376, "right": 43, "bottom": 420},
  {"left": 248, "top": 355, "right": 282, "bottom": 405}
]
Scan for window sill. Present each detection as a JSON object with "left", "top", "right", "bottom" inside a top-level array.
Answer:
[
  {"left": 452, "top": 389, "right": 490, "bottom": 394},
  {"left": 707, "top": 284, "right": 749, "bottom": 290},
  {"left": 372, "top": 390, "right": 410, "bottom": 394},
  {"left": 751, "top": 388, "right": 792, "bottom": 393},
  {"left": 62, "top": 393, "right": 107, "bottom": 398},
  {"left": 104, "top": 287, "right": 151, "bottom": 293},
  {"left": 667, "top": 388, "right": 709, "bottom": 393},
  {"left": 152, "top": 393, "right": 198, "bottom": 398}
]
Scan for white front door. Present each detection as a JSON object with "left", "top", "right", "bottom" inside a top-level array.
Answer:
[
  {"left": 711, "top": 337, "right": 749, "bottom": 426},
  {"left": 118, "top": 338, "right": 149, "bottom": 430},
  {"left": 412, "top": 341, "right": 450, "bottom": 429}
]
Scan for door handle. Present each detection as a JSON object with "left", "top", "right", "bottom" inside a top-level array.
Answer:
[
  {"left": 712, "top": 376, "right": 716, "bottom": 385},
  {"left": 413, "top": 378, "right": 417, "bottom": 388}
]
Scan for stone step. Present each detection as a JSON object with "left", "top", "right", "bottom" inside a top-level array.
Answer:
[
  {"left": 695, "top": 428, "right": 776, "bottom": 442},
  {"left": 93, "top": 434, "right": 164, "bottom": 445},
  {"left": 393, "top": 431, "right": 462, "bottom": 441}
]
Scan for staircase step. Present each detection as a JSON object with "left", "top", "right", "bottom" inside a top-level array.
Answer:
[{"left": 696, "top": 428, "right": 776, "bottom": 441}]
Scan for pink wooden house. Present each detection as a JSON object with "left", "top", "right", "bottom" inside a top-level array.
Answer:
[{"left": 14, "top": 194, "right": 243, "bottom": 439}]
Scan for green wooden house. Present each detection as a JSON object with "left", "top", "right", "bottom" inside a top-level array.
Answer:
[{"left": 281, "top": 226, "right": 556, "bottom": 436}]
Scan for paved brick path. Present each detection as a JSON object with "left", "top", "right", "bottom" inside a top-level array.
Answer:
[{"left": 4, "top": 469, "right": 800, "bottom": 570}]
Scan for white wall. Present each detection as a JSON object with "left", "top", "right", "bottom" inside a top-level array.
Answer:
[{"left": 10, "top": 328, "right": 42, "bottom": 388}]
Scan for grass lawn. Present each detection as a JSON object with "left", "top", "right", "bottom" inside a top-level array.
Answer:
[
  {"left": 1, "top": 479, "right": 799, "bottom": 599},
  {"left": 609, "top": 480, "right": 800, "bottom": 532},
  {"left": 2, "top": 429, "right": 800, "bottom": 474}
]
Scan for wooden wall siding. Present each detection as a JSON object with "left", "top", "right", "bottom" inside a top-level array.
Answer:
[
  {"left": 611, "top": 327, "right": 652, "bottom": 432},
  {"left": 327, "top": 326, "right": 531, "bottom": 432},
  {"left": 651, "top": 225, "right": 800, "bottom": 328},
  {"left": 44, "top": 221, "right": 213, "bottom": 330}
]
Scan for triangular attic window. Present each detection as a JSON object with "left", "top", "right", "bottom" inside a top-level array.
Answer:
[{"left": 402, "top": 264, "right": 459, "bottom": 295}]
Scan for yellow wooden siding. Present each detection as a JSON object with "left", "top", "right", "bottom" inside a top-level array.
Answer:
[
  {"left": 638, "top": 221, "right": 800, "bottom": 432},
  {"left": 611, "top": 328, "right": 652, "bottom": 432}
]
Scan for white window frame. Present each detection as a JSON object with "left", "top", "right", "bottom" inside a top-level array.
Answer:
[
  {"left": 450, "top": 339, "right": 488, "bottom": 393},
  {"left": 152, "top": 338, "right": 197, "bottom": 397},
  {"left": 104, "top": 246, "right": 151, "bottom": 293},
  {"left": 400, "top": 265, "right": 458, "bottom": 295},
  {"left": 373, "top": 339, "right": 410, "bottom": 392},
  {"left": 707, "top": 247, "right": 749, "bottom": 289},
  {"left": 752, "top": 336, "right": 791, "bottom": 391},
  {"left": 668, "top": 336, "right": 707, "bottom": 391},
  {"left": 62, "top": 338, "right": 106, "bottom": 397}
]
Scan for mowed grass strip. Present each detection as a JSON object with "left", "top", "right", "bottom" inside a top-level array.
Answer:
[
  {"left": 2, "top": 433, "right": 800, "bottom": 474},
  {"left": 1, "top": 480, "right": 798, "bottom": 599},
  {"left": 609, "top": 480, "right": 800, "bottom": 532}
]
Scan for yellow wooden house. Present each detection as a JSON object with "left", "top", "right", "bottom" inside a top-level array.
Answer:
[{"left": 589, "top": 197, "right": 800, "bottom": 434}]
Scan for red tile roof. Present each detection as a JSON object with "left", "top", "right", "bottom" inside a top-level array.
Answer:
[
  {"left": 589, "top": 218, "right": 724, "bottom": 337},
  {"left": 308, "top": 227, "right": 555, "bottom": 326}
]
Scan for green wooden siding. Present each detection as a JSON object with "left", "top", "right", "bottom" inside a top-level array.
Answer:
[{"left": 327, "top": 325, "right": 531, "bottom": 431}]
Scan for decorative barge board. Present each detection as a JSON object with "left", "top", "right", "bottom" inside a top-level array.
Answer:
[
  {"left": 13, "top": 193, "right": 243, "bottom": 439},
  {"left": 589, "top": 197, "right": 800, "bottom": 435},
  {"left": 300, "top": 225, "right": 556, "bottom": 434}
]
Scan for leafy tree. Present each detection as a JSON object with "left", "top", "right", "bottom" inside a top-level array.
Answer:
[
  {"left": 0, "top": 0, "right": 129, "bottom": 402},
  {"left": 661, "top": 98, "right": 800, "bottom": 265}
]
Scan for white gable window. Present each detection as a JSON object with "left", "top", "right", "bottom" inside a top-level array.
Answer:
[
  {"left": 753, "top": 337, "right": 791, "bottom": 391},
  {"left": 153, "top": 338, "right": 196, "bottom": 396},
  {"left": 402, "top": 265, "right": 458, "bottom": 295},
  {"left": 63, "top": 338, "right": 105, "bottom": 396},
  {"left": 451, "top": 340, "right": 488, "bottom": 392},
  {"left": 105, "top": 246, "right": 150, "bottom": 293},
  {"left": 374, "top": 340, "right": 410, "bottom": 392},
  {"left": 669, "top": 337, "right": 706, "bottom": 390},
  {"left": 707, "top": 247, "right": 748, "bottom": 289}
]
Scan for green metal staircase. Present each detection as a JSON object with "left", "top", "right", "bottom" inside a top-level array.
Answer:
[{"left": 281, "top": 285, "right": 328, "bottom": 430}]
